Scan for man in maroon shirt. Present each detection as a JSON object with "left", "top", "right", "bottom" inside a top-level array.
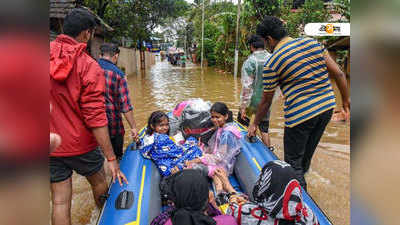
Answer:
[{"left": 49, "top": 9, "right": 127, "bottom": 225}]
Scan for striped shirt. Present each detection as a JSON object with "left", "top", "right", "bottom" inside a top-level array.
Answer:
[{"left": 263, "top": 37, "right": 336, "bottom": 127}]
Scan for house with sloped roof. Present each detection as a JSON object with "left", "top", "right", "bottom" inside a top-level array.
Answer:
[{"left": 49, "top": 0, "right": 113, "bottom": 59}]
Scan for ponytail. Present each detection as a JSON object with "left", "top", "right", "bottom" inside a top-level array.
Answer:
[{"left": 227, "top": 110, "right": 233, "bottom": 123}]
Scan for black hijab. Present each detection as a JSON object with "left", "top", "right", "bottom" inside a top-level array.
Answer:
[{"left": 170, "top": 169, "right": 216, "bottom": 225}]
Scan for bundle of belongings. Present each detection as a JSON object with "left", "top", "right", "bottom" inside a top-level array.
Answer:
[{"left": 169, "top": 99, "right": 215, "bottom": 145}]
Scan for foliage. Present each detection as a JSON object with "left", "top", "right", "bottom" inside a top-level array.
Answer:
[
  {"left": 214, "top": 13, "right": 236, "bottom": 69},
  {"left": 280, "top": 0, "right": 330, "bottom": 38},
  {"left": 247, "top": 0, "right": 282, "bottom": 21},
  {"left": 333, "top": 0, "right": 350, "bottom": 21},
  {"left": 301, "top": 0, "right": 330, "bottom": 24},
  {"left": 82, "top": 0, "right": 110, "bottom": 18},
  {"left": 161, "top": 0, "right": 348, "bottom": 72},
  {"left": 83, "top": 0, "right": 189, "bottom": 43},
  {"left": 196, "top": 21, "right": 220, "bottom": 66}
]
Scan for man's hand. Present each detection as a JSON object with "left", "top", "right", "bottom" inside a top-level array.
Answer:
[
  {"left": 49, "top": 103, "right": 61, "bottom": 153},
  {"left": 342, "top": 98, "right": 351, "bottom": 121},
  {"left": 240, "top": 106, "right": 247, "bottom": 120},
  {"left": 123, "top": 111, "right": 139, "bottom": 141},
  {"left": 107, "top": 160, "right": 128, "bottom": 186},
  {"left": 131, "top": 128, "right": 139, "bottom": 142},
  {"left": 325, "top": 52, "right": 350, "bottom": 121},
  {"left": 50, "top": 133, "right": 61, "bottom": 153},
  {"left": 247, "top": 123, "right": 257, "bottom": 137}
]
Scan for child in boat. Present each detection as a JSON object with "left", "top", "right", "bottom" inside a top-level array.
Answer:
[
  {"left": 139, "top": 111, "right": 202, "bottom": 177},
  {"left": 186, "top": 102, "right": 242, "bottom": 179}
]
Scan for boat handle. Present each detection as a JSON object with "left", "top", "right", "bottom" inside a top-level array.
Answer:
[{"left": 245, "top": 135, "right": 257, "bottom": 143}]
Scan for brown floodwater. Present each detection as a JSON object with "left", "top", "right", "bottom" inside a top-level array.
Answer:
[{"left": 69, "top": 59, "right": 350, "bottom": 225}]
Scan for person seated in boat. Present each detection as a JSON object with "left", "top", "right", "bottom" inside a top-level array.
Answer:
[
  {"left": 212, "top": 160, "right": 319, "bottom": 225},
  {"left": 151, "top": 169, "right": 238, "bottom": 225},
  {"left": 139, "top": 111, "right": 203, "bottom": 177},
  {"left": 185, "top": 102, "right": 242, "bottom": 181}
]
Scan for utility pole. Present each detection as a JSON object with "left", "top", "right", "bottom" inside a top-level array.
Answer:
[
  {"left": 201, "top": 0, "right": 205, "bottom": 69},
  {"left": 233, "top": 0, "right": 241, "bottom": 78},
  {"left": 184, "top": 35, "right": 187, "bottom": 56}
]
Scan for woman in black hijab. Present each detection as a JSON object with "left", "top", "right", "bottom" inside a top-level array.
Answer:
[
  {"left": 160, "top": 169, "right": 237, "bottom": 225},
  {"left": 170, "top": 169, "right": 215, "bottom": 225}
]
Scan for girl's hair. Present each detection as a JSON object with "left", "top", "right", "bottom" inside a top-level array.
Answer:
[
  {"left": 210, "top": 102, "right": 233, "bottom": 123},
  {"left": 146, "top": 111, "right": 169, "bottom": 135}
]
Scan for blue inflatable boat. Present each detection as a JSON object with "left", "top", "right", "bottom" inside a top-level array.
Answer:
[{"left": 97, "top": 122, "right": 333, "bottom": 225}]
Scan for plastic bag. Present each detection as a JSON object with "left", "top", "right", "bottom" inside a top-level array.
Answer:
[{"left": 170, "top": 99, "right": 215, "bottom": 143}]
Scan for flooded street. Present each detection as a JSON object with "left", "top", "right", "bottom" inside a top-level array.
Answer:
[{"left": 70, "top": 59, "right": 350, "bottom": 225}]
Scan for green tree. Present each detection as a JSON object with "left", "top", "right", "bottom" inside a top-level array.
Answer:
[
  {"left": 82, "top": 0, "right": 189, "bottom": 43},
  {"left": 247, "top": 0, "right": 281, "bottom": 20},
  {"left": 280, "top": 0, "right": 330, "bottom": 37},
  {"left": 196, "top": 21, "right": 220, "bottom": 66},
  {"left": 333, "top": 0, "right": 350, "bottom": 21},
  {"left": 176, "top": 0, "right": 345, "bottom": 72},
  {"left": 82, "top": 0, "right": 110, "bottom": 18}
]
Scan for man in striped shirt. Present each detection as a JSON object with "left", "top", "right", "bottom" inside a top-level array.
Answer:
[{"left": 248, "top": 16, "right": 350, "bottom": 190}]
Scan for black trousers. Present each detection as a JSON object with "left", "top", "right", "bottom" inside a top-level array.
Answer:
[
  {"left": 284, "top": 109, "right": 333, "bottom": 191},
  {"left": 110, "top": 134, "right": 124, "bottom": 160},
  {"left": 237, "top": 111, "right": 270, "bottom": 133}
]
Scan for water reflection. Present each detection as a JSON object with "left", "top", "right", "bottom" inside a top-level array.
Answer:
[{"left": 128, "top": 61, "right": 243, "bottom": 128}]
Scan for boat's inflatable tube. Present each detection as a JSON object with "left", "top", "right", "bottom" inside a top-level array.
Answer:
[
  {"left": 97, "top": 123, "right": 332, "bottom": 225},
  {"left": 97, "top": 143, "right": 161, "bottom": 225}
]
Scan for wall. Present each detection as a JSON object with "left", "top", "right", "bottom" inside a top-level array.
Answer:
[
  {"left": 147, "top": 51, "right": 156, "bottom": 67},
  {"left": 117, "top": 48, "right": 156, "bottom": 75},
  {"left": 145, "top": 51, "right": 155, "bottom": 68},
  {"left": 117, "top": 47, "right": 137, "bottom": 75},
  {"left": 136, "top": 50, "right": 141, "bottom": 71}
]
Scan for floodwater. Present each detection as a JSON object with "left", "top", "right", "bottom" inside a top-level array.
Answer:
[{"left": 69, "top": 59, "right": 350, "bottom": 225}]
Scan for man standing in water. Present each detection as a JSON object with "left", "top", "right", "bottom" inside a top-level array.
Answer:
[
  {"left": 50, "top": 9, "right": 127, "bottom": 225},
  {"left": 238, "top": 34, "right": 274, "bottom": 148},
  {"left": 98, "top": 43, "right": 139, "bottom": 160},
  {"left": 248, "top": 16, "right": 350, "bottom": 191}
]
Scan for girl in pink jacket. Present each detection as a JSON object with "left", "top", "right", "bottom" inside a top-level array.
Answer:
[{"left": 186, "top": 102, "right": 242, "bottom": 178}]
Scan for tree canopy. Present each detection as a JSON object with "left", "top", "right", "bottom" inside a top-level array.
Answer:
[
  {"left": 83, "top": 0, "right": 189, "bottom": 44},
  {"left": 179, "top": 0, "right": 349, "bottom": 70},
  {"left": 81, "top": 0, "right": 350, "bottom": 69}
]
